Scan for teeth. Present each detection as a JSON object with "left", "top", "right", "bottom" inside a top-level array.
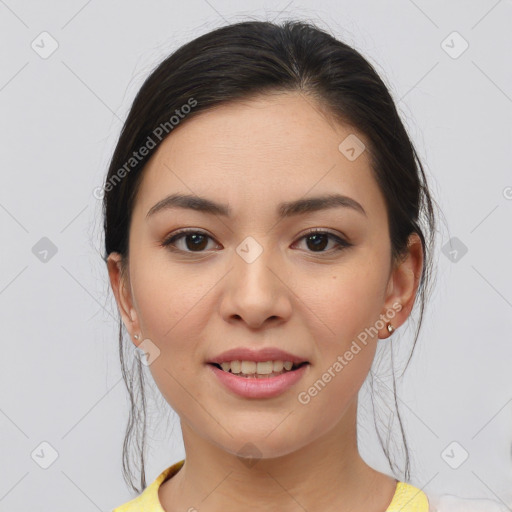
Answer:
[
  {"left": 241, "top": 361, "right": 257, "bottom": 374},
  {"left": 230, "top": 360, "right": 241, "bottom": 373},
  {"left": 215, "top": 360, "right": 301, "bottom": 376},
  {"left": 256, "top": 361, "right": 273, "bottom": 374},
  {"left": 273, "top": 360, "right": 284, "bottom": 372}
]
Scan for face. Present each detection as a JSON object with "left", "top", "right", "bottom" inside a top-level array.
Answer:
[{"left": 108, "top": 92, "right": 421, "bottom": 460}]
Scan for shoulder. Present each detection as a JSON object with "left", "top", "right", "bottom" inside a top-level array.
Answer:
[
  {"left": 386, "top": 485, "right": 511, "bottom": 512},
  {"left": 427, "top": 493, "right": 510, "bottom": 512},
  {"left": 385, "top": 481, "right": 430, "bottom": 512},
  {"left": 112, "top": 460, "right": 185, "bottom": 512}
]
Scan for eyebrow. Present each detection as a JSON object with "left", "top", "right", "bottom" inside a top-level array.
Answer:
[{"left": 146, "top": 192, "right": 367, "bottom": 219}]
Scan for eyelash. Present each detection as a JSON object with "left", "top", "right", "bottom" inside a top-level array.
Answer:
[{"left": 160, "top": 228, "right": 352, "bottom": 255}]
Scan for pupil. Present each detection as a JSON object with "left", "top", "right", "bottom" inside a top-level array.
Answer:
[
  {"left": 186, "top": 234, "right": 207, "bottom": 251},
  {"left": 307, "top": 234, "right": 328, "bottom": 251}
]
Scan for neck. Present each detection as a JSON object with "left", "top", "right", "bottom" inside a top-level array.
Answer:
[{"left": 159, "top": 400, "right": 397, "bottom": 512}]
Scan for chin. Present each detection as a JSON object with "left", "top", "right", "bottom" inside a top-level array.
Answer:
[{"left": 211, "top": 428, "right": 310, "bottom": 462}]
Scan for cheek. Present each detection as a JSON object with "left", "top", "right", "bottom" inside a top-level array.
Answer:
[
  {"left": 128, "top": 252, "right": 226, "bottom": 405},
  {"left": 300, "top": 254, "right": 388, "bottom": 349},
  {"left": 295, "top": 270, "right": 384, "bottom": 428},
  {"left": 130, "top": 254, "right": 213, "bottom": 345},
  {"left": 129, "top": 257, "right": 213, "bottom": 416}
]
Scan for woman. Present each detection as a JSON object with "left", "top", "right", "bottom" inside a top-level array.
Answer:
[{"left": 104, "top": 19, "right": 439, "bottom": 511}]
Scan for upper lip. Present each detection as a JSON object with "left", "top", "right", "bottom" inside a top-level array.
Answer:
[{"left": 207, "top": 347, "right": 309, "bottom": 365}]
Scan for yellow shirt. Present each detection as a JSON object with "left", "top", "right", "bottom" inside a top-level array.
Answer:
[{"left": 112, "top": 460, "right": 430, "bottom": 512}]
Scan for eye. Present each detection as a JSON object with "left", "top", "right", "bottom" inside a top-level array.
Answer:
[
  {"left": 292, "top": 228, "right": 352, "bottom": 254},
  {"left": 160, "top": 229, "right": 220, "bottom": 253},
  {"left": 161, "top": 228, "right": 352, "bottom": 255}
]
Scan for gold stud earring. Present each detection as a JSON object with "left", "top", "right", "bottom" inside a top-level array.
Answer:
[{"left": 386, "top": 323, "right": 394, "bottom": 334}]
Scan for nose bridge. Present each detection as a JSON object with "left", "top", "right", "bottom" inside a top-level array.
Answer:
[
  {"left": 220, "top": 234, "right": 292, "bottom": 326},
  {"left": 234, "top": 234, "right": 279, "bottom": 297}
]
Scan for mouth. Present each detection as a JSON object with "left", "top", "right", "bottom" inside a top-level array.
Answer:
[{"left": 207, "top": 361, "right": 310, "bottom": 379}]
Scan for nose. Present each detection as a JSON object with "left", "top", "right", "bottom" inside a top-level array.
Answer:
[{"left": 219, "top": 240, "right": 293, "bottom": 330}]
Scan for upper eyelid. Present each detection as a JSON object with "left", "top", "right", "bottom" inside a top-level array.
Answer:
[{"left": 165, "top": 227, "right": 344, "bottom": 240}]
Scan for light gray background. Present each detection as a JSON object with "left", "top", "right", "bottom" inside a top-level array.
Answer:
[{"left": 1, "top": 1, "right": 511, "bottom": 510}]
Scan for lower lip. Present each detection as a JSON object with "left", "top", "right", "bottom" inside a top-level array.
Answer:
[{"left": 207, "top": 363, "right": 309, "bottom": 399}]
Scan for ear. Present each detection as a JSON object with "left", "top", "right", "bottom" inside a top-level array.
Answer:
[
  {"left": 379, "top": 232, "right": 424, "bottom": 339},
  {"left": 107, "top": 252, "right": 140, "bottom": 346}
]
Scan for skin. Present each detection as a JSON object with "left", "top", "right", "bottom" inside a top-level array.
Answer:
[{"left": 107, "top": 91, "right": 423, "bottom": 512}]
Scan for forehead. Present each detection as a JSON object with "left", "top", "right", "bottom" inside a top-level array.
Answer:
[{"left": 134, "top": 92, "right": 386, "bottom": 223}]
